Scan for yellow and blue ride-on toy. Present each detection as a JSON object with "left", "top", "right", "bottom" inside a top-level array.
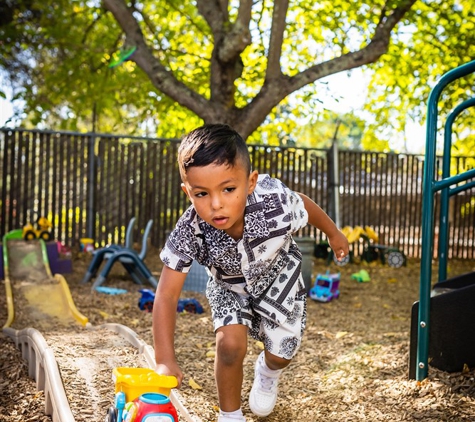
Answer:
[
  {"left": 314, "top": 225, "right": 406, "bottom": 268},
  {"left": 359, "top": 226, "right": 406, "bottom": 268}
]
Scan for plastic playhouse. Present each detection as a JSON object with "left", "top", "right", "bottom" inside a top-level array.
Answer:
[
  {"left": 309, "top": 271, "right": 340, "bottom": 302},
  {"left": 0, "top": 228, "right": 72, "bottom": 279},
  {"left": 106, "top": 367, "right": 178, "bottom": 422}
]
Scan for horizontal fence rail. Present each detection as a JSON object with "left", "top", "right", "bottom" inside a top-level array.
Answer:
[{"left": 1, "top": 128, "right": 474, "bottom": 260}]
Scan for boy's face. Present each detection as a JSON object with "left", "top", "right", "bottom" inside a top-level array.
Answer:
[{"left": 181, "top": 161, "right": 258, "bottom": 240}]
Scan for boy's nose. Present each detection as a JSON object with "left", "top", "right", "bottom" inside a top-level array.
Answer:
[{"left": 211, "top": 196, "right": 223, "bottom": 210}]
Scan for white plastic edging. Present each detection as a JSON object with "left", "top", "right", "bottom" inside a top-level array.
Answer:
[
  {"left": 3, "top": 327, "right": 75, "bottom": 422},
  {"left": 101, "top": 322, "right": 147, "bottom": 351},
  {"left": 4, "top": 323, "right": 202, "bottom": 422}
]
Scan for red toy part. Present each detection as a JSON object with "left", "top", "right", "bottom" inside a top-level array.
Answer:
[{"left": 130, "top": 393, "right": 178, "bottom": 422}]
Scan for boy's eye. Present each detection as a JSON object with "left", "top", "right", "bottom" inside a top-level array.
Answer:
[
  {"left": 224, "top": 187, "right": 236, "bottom": 193},
  {"left": 195, "top": 192, "right": 207, "bottom": 198}
]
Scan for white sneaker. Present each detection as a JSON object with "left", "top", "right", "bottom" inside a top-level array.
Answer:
[
  {"left": 217, "top": 415, "right": 246, "bottom": 422},
  {"left": 248, "top": 352, "right": 282, "bottom": 417}
]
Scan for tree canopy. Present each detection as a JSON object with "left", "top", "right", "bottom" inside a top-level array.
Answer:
[
  {"left": 1, "top": 0, "right": 474, "bottom": 150},
  {"left": 365, "top": 0, "right": 475, "bottom": 154}
]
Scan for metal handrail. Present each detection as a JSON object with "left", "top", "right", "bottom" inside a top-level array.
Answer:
[
  {"left": 438, "top": 97, "right": 475, "bottom": 281},
  {"left": 416, "top": 59, "right": 475, "bottom": 380}
]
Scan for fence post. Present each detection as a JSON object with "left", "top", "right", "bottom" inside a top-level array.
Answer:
[
  {"left": 295, "top": 236, "right": 315, "bottom": 293},
  {"left": 86, "top": 133, "right": 97, "bottom": 239},
  {"left": 328, "top": 141, "right": 341, "bottom": 228}
]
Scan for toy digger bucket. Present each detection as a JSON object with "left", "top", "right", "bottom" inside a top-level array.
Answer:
[
  {"left": 341, "top": 226, "right": 353, "bottom": 239},
  {"left": 346, "top": 226, "right": 364, "bottom": 244},
  {"left": 364, "top": 226, "right": 379, "bottom": 242},
  {"left": 113, "top": 367, "right": 178, "bottom": 402}
]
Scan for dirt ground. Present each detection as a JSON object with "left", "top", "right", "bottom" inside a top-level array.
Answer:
[{"left": 1, "top": 246, "right": 475, "bottom": 422}]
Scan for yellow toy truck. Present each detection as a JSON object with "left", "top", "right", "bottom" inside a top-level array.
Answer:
[{"left": 23, "top": 217, "right": 52, "bottom": 241}]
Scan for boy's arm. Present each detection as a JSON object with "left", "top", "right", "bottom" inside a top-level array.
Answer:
[
  {"left": 152, "top": 265, "right": 187, "bottom": 387},
  {"left": 297, "top": 192, "right": 349, "bottom": 260}
]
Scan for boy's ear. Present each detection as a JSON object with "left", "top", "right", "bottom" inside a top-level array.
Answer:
[
  {"left": 181, "top": 183, "right": 190, "bottom": 198},
  {"left": 248, "top": 170, "right": 259, "bottom": 194}
]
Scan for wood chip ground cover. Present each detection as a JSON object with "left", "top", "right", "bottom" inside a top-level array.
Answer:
[{"left": 1, "top": 248, "right": 475, "bottom": 421}]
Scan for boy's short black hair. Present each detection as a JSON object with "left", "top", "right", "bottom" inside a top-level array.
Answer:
[{"left": 178, "top": 124, "right": 251, "bottom": 180}]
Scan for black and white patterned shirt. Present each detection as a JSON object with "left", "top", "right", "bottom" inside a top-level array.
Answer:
[{"left": 160, "top": 174, "right": 309, "bottom": 324}]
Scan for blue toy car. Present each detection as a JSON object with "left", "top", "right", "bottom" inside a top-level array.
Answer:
[
  {"left": 138, "top": 289, "right": 204, "bottom": 314},
  {"left": 309, "top": 271, "right": 341, "bottom": 302},
  {"left": 138, "top": 289, "right": 156, "bottom": 312},
  {"left": 176, "top": 298, "right": 204, "bottom": 314}
]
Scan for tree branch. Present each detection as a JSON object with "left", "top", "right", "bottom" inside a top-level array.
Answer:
[
  {"left": 285, "top": 0, "right": 417, "bottom": 95},
  {"left": 236, "top": 0, "right": 417, "bottom": 138},
  {"left": 201, "top": 0, "right": 252, "bottom": 110},
  {"left": 265, "top": 0, "right": 289, "bottom": 81},
  {"left": 218, "top": 0, "right": 252, "bottom": 63},
  {"left": 196, "top": 0, "right": 226, "bottom": 34},
  {"left": 374, "top": 0, "right": 415, "bottom": 45},
  {"left": 103, "top": 0, "right": 215, "bottom": 120}
]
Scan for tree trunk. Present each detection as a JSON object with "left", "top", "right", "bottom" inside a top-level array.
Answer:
[{"left": 103, "top": 0, "right": 417, "bottom": 139}]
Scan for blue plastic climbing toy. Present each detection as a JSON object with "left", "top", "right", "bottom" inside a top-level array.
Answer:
[{"left": 81, "top": 218, "right": 158, "bottom": 291}]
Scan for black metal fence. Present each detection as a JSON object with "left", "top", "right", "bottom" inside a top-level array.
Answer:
[{"left": 1, "top": 128, "right": 474, "bottom": 259}]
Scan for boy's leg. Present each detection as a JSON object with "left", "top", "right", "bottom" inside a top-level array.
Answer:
[
  {"left": 249, "top": 350, "right": 290, "bottom": 417},
  {"left": 248, "top": 288, "right": 307, "bottom": 417},
  {"left": 263, "top": 350, "right": 292, "bottom": 370},
  {"left": 215, "top": 324, "right": 248, "bottom": 412}
]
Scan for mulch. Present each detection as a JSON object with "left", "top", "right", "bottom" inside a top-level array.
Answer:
[{"left": 1, "top": 246, "right": 475, "bottom": 421}]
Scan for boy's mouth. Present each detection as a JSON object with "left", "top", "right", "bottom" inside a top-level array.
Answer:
[{"left": 212, "top": 216, "right": 228, "bottom": 226}]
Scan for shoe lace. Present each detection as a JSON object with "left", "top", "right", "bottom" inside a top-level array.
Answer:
[{"left": 258, "top": 372, "right": 278, "bottom": 393}]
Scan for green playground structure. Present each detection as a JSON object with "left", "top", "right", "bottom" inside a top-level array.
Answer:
[{"left": 410, "top": 60, "right": 475, "bottom": 381}]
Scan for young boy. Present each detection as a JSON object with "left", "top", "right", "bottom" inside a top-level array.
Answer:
[{"left": 152, "top": 124, "right": 349, "bottom": 422}]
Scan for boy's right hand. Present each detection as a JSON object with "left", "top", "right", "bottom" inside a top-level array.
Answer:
[
  {"left": 328, "top": 230, "right": 350, "bottom": 261},
  {"left": 155, "top": 361, "right": 184, "bottom": 388}
]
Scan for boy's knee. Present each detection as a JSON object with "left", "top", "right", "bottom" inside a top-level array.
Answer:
[
  {"left": 216, "top": 336, "right": 247, "bottom": 366},
  {"left": 264, "top": 351, "right": 291, "bottom": 370}
]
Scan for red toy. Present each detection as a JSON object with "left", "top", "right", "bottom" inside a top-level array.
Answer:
[
  {"left": 106, "top": 368, "right": 178, "bottom": 422},
  {"left": 123, "top": 393, "right": 178, "bottom": 422}
]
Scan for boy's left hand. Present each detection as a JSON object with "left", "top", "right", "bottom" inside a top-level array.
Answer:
[{"left": 328, "top": 231, "right": 350, "bottom": 261}]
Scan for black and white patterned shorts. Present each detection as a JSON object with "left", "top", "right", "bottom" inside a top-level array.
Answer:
[{"left": 206, "top": 279, "right": 307, "bottom": 360}]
